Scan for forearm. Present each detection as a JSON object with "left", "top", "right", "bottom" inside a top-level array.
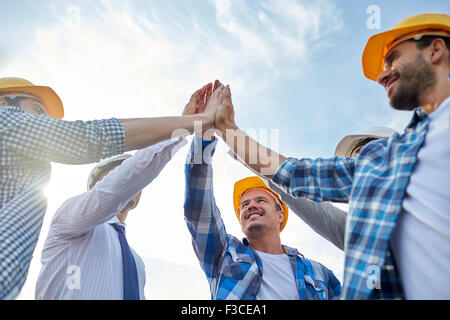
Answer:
[
  {"left": 120, "top": 114, "right": 213, "bottom": 151},
  {"left": 53, "top": 138, "right": 184, "bottom": 237},
  {"left": 220, "top": 127, "right": 286, "bottom": 179}
]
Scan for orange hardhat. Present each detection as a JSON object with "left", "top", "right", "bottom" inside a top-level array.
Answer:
[
  {"left": 233, "top": 176, "right": 289, "bottom": 232},
  {"left": 0, "top": 77, "right": 64, "bottom": 119},
  {"left": 362, "top": 13, "right": 450, "bottom": 81}
]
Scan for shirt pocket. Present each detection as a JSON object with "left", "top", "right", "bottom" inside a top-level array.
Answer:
[
  {"left": 220, "top": 246, "right": 254, "bottom": 280},
  {"left": 304, "top": 275, "right": 329, "bottom": 300}
]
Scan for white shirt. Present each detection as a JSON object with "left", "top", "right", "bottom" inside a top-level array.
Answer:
[
  {"left": 391, "top": 97, "right": 450, "bottom": 299},
  {"left": 35, "top": 137, "right": 185, "bottom": 300},
  {"left": 255, "top": 250, "right": 299, "bottom": 300}
]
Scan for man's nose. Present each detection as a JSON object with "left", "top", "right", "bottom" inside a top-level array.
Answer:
[{"left": 377, "top": 68, "right": 393, "bottom": 87}]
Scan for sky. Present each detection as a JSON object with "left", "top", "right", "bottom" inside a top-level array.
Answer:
[{"left": 1, "top": 0, "right": 449, "bottom": 300}]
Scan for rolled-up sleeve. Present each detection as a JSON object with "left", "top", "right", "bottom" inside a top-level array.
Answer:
[{"left": 1, "top": 108, "right": 125, "bottom": 164}]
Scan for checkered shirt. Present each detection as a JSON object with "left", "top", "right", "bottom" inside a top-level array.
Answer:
[
  {"left": 184, "top": 137, "right": 342, "bottom": 300},
  {"left": 272, "top": 108, "right": 430, "bottom": 299},
  {"left": 0, "top": 107, "right": 124, "bottom": 299}
]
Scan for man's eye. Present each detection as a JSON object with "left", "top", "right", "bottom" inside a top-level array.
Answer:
[{"left": 385, "top": 52, "right": 399, "bottom": 67}]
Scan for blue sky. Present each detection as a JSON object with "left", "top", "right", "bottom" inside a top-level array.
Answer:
[{"left": 1, "top": 0, "right": 449, "bottom": 299}]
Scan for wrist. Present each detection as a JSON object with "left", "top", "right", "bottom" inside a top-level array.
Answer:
[{"left": 218, "top": 120, "right": 238, "bottom": 137}]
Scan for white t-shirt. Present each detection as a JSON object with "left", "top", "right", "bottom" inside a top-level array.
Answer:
[
  {"left": 255, "top": 250, "right": 299, "bottom": 300},
  {"left": 390, "top": 97, "right": 450, "bottom": 299}
]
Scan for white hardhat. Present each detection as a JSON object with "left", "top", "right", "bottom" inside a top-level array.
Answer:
[
  {"left": 334, "top": 127, "right": 399, "bottom": 157},
  {"left": 87, "top": 153, "right": 132, "bottom": 190}
]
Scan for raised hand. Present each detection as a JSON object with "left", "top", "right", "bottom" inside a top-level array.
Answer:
[
  {"left": 213, "top": 85, "right": 236, "bottom": 135},
  {"left": 182, "top": 83, "right": 212, "bottom": 116}
]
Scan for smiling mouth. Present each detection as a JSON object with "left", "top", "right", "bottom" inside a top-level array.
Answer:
[
  {"left": 386, "top": 75, "right": 399, "bottom": 96},
  {"left": 246, "top": 211, "right": 263, "bottom": 220}
]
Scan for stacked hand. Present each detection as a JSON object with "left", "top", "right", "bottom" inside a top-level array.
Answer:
[{"left": 182, "top": 80, "right": 236, "bottom": 140}]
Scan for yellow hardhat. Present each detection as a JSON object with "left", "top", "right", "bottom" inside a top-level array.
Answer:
[
  {"left": 362, "top": 13, "right": 450, "bottom": 81},
  {"left": 0, "top": 77, "right": 64, "bottom": 119},
  {"left": 233, "top": 176, "right": 289, "bottom": 232}
]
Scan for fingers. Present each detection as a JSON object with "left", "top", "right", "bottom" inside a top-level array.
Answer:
[{"left": 212, "top": 79, "right": 222, "bottom": 92}]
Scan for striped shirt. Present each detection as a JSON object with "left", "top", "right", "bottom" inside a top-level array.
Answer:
[
  {"left": 35, "top": 138, "right": 185, "bottom": 299},
  {"left": 0, "top": 107, "right": 124, "bottom": 299},
  {"left": 271, "top": 104, "right": 444, "bottom": 299}
]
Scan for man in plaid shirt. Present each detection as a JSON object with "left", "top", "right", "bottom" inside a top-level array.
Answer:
[
  {"left": 0, "top": 77, "right": 218, "bottom": 299},
  {"left": 205, "top": 13, "right": 450, "bottom": 299},
  {"left": 184, "top": 135, "right": 341, "bottom": 300}
]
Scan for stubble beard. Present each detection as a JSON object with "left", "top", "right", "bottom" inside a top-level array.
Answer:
[{"left": 390, "top": 54, "right": 437, "bottom": 111}]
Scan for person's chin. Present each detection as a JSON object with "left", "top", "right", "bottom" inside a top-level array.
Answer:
[{"left": 244, "top": 222, "right": 264, "bottom": 234}]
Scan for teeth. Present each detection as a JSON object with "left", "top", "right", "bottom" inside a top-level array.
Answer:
[{"left": 248, "top": 212, "right": 262, "bottom": 219}]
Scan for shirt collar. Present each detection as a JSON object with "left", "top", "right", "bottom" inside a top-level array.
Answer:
[
  {"left": 242, "top": 237, "right": 302, "bottom": 257},
  {"left": 408, "top": 96, "right": 450, "bottom": 128},
  {"left": 107, "top": 216, "right": 124, "bottom": 227},
  {"left": 406, "top": 107, "right": 428, "bottom": 129}
]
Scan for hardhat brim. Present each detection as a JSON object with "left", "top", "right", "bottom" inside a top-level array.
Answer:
[
  {"left": 0, "top": 85, "right": 64, "bottom": 119},
  {"left": 334, "top": 134, "right": 384, "bottom": 157},
  {"left": 233, "top": 176, "right": 289, "bottom": 232},
  {"left": 362, "top": 23, "right": 450, "bottom": 81}
]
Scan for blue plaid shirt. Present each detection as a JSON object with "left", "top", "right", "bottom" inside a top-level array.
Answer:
[
  {"left": 184, "top": 137, "right": 342, "bottom": 300},
  {"left": 272, "top": 107, "right": 431, "bottom": 300},
  {"left": 0, "top": 107, "right": 125, "bottom": 299}
]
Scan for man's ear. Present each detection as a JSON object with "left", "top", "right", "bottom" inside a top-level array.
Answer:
[
  {"left": 0, "top": 98, "right": 7, "bottom": 106},
  {"left": 278, "top": 209, "right": 285, "bottom": 227},
  {"left": 429, "top": 38, "right": 447, "bottom": 64}
]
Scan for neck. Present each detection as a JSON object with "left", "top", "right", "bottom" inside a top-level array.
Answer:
[
  {"left": 420, "top": 72, "right": 450, "bottom": 114},
  {"left": 117, "top": 210, "right": 128, "bottom": 224},
  {"left": 247, "top": 231, "right": 284, "bottom": 254}
]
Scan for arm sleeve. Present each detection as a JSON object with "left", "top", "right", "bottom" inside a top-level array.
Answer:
[
  {"left": 51, "top": 137, "right": 185, "bottom": 238},
  {"left": 271, "top": 157, "right": 355, "bottom": 203},
  {"left": 1, "top": 109, "right": 125, "bottom": 164},
  {"left": 268, "top": 181, "right": 346, "bottom": 250},
  {"left": 184, "top": 137, "right": 228, "bottom": 280},
  {"left": 327, "top": 268, "right": 342, "bottom": 300}
]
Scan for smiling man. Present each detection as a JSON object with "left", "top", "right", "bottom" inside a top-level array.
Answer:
[
  {"left": 184, "top": 136, "right": 341, "bottom": 300},
  {"left": 206, "top": 13, "right": 450, "bottom": 300}
]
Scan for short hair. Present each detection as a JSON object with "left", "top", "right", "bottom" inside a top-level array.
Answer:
[
  {"left": 414, "top": 35, "right": 450, "bottom": 63},
  {"left": 274, "top": 202, "right": 282, "bottom": 212}
]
